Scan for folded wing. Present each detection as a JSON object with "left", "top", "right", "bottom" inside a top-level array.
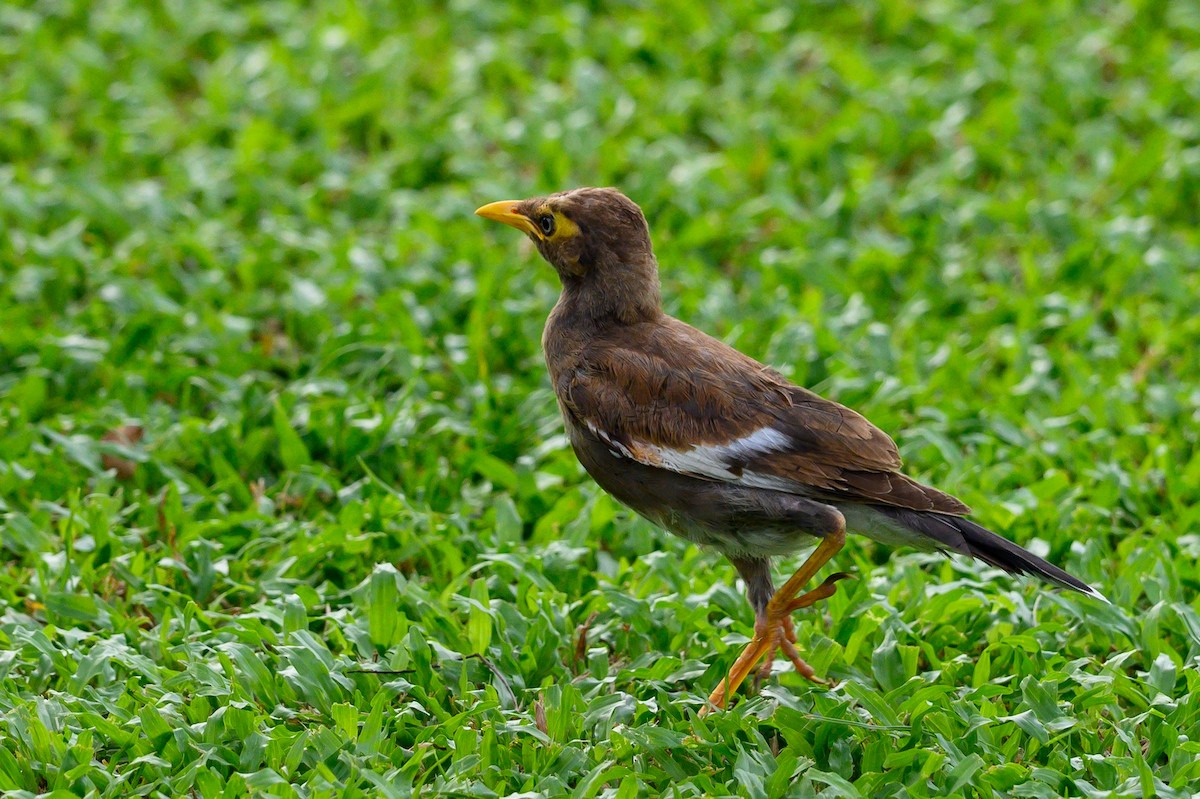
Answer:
[{"left": 557, "top": 317, "right": 969, "bottom": 516}]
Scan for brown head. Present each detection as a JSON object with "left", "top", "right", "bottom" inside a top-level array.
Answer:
[{"left": 476, "top": 187, "right": 662, "bottom": 323}]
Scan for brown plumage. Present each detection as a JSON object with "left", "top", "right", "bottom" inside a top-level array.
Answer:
[
  {"left": 552, "top": 315, "right": 966, "bottom": 514},
  {"left": 477, "top": 187, "right": 1105, "bottom": 712}
]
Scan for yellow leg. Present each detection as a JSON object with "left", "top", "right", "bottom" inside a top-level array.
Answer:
[
  {"left": 702, "top": 528, "right": 846, "bottom": 714},
  {"left": 755, "top": 571, "right": 853, "bottom": 687}
]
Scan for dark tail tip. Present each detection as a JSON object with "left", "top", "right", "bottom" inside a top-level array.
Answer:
[{"left": 876, "top": 507, "right": 1109, "bottom": 603}]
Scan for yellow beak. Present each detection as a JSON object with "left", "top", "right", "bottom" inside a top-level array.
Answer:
[{"left": 475, "top": 200, "right": 538, "bottom": 236}]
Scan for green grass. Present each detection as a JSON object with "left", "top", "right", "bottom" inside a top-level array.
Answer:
[{"left": 2, "top": 0, "right": 1200, "bottom": 796}]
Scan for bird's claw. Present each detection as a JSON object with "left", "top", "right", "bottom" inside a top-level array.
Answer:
[
  {"left": 782, "top": 571, "right": 854, "bottom": 613},
  {"left": 705, "top": 570, "right": 850, "bottom": 713},
  {"left": 752, "top": 615, "right": 830, "bottom": 689}
]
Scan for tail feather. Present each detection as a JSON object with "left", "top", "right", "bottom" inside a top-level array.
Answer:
[{"left": 874, "top": 507, "right": 1109, "bottom": 603}]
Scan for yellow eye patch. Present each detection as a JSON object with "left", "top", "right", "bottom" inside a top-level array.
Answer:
[
  {"left": 534, "top": 205, "right": 580, "bottom": 241},
  {"left": 551, "top": 213, "right": 580, "bottom": 240}
]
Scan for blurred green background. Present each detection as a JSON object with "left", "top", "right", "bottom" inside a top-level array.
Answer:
[{"left": 2, "top": 0, "right": 1199, "bottom": 796}]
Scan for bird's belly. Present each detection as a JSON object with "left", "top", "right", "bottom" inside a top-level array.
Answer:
[{"left": 564, "top": 418, "right": 822, "bottom": 557}]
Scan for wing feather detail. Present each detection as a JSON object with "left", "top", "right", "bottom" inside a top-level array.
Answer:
[{"left": 559, "top": 316, "right": 970, "bottom": 516}]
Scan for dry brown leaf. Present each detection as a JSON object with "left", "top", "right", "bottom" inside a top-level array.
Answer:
[{"left": 101, "top": 425, "right": 144, "bottom": 480}]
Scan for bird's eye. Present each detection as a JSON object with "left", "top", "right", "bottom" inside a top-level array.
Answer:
[{"left": 539, "top": 215, "right": 556, "bottom": 235}]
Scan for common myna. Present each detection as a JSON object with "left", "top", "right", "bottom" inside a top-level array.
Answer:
[{"left": 476, "top": 187, "right": 1106, "bottom": 711}]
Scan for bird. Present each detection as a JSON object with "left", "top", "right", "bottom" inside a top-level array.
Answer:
[{"left": 475, "top": 187, "right": 1107, "bottom": 712}]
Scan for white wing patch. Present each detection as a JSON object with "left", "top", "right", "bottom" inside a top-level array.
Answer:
[
  {"left": 586, "top": 421, "right": 637, "bottom": 460},
  {"left": 587, "top": 422, "right": 796, "bottom": 489},
  {"left": 654, "top": 427, "right": 791, "bottom": 481}
]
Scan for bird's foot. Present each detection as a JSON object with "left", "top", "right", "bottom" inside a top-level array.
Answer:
[
  {"left": 702, "top": 572, "right": 852, "bottom": 715},
  {"left": 753, "top": 615, "right": 826, "bottom": 689},
  {"left": 755, "top": 571, "right": 853, "bottom": 687}
]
